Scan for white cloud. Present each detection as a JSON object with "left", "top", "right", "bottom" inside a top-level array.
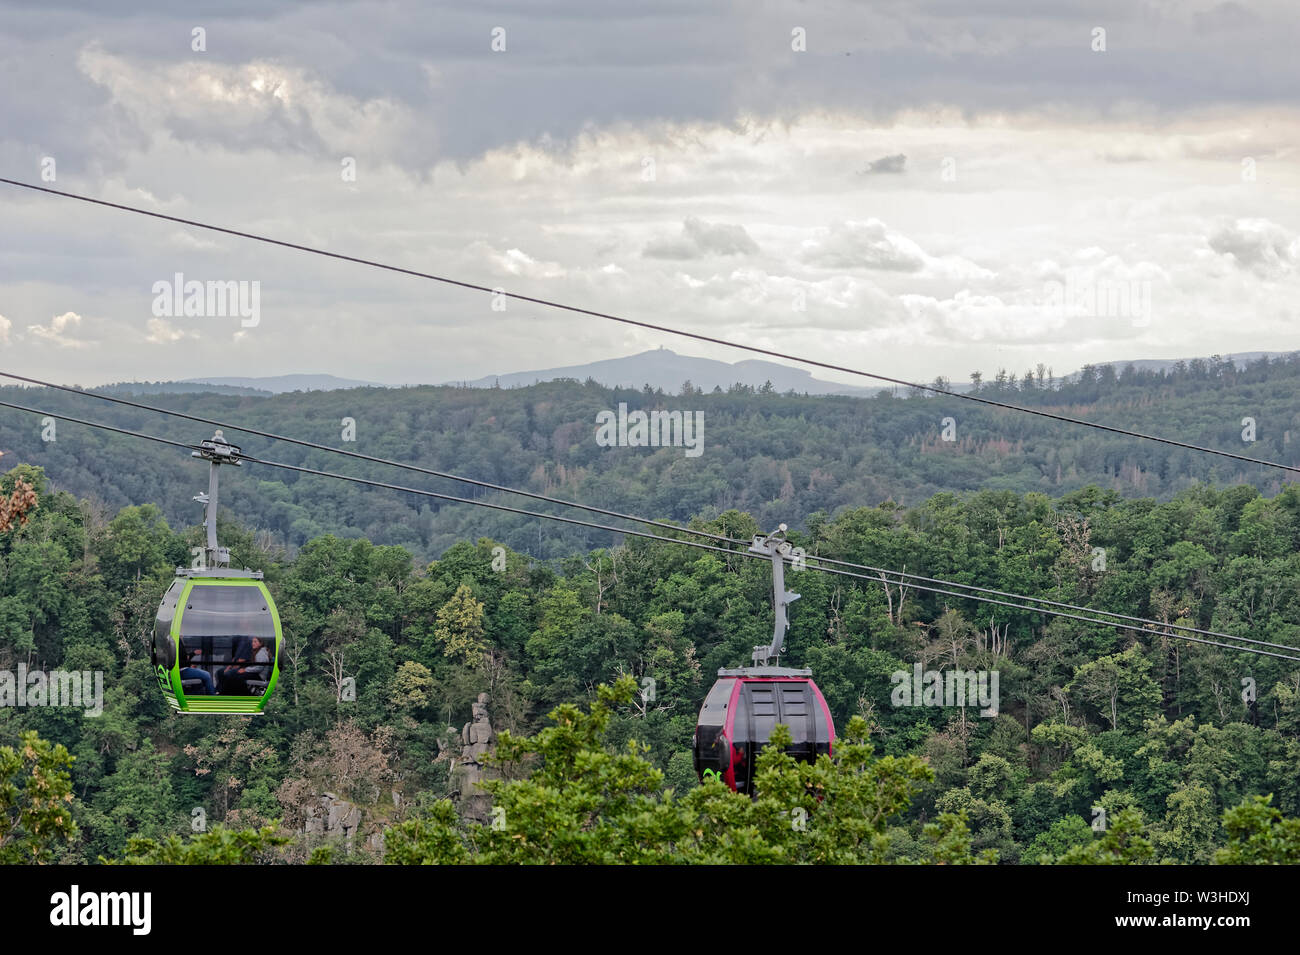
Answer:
[
  {"left": 144, "top": 318, "right": 195, "bottom": 344},
  {"left": 902, "top": 291, "right": 1072, "bottom": 345},
  {"left": 169, "top": 231, "right": 222, "bottom": 251},
  {"left": 490, "top": 248, "right": 567, "bottom": 280},
  {"left": 802, "top": 219, "right": 926, "bottom": 272},
  {"left": 799, "top": 219, "right": 994, "bottom": 281},
  {"left": 0, "top": 314, "right": 10, "bottom": 345},
  {"left": 3, "top": 92, "right": 1300, "bottom": 386},
  {"left": 27, "top": 312, "right": 89, "bottom": 349}
]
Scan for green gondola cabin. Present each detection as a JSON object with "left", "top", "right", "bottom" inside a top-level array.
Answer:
[{"left": 152, "top": 569, "right": 281, "bottom": 714}]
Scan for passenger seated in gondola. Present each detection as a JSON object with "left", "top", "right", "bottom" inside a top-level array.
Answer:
[
  {"left": 217, "top": 636, "right": 252, "bottom": 694},
  {"left": 246, "top": 636, "right": 272, "bottom": 691},
  {"left": 179, "top": 645, "right": 214, "bottom": 695},
  {"left": 220, "top": 636, "right": 270, "bottom": 696}
]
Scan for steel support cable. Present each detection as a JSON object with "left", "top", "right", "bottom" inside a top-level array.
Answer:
[
  {"left": 0, "top": 370, "right": 738, "bottom": 547},
  {"left": 798, "top": 554, "right": 1300, "bottom": 653},
  {"left": 0, "top": 398, "right": 202, "bottom": 454},
  {"left": 239, "top": 452, "right": 1300, "bottom": 660},
  {"left": 3, "top": 393, "right": 1294, "bottom": 659}
]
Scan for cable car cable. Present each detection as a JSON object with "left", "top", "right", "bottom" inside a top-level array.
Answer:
[
  {"left": 0, "top": 398, "right": 204, "bottom": 453},
  {"left": 6, "top": 367, "right": 1286, "bottom": 652},
  {"left": 6, "top": 373, "right": 1283, "bottom": 652},
  {"left": 798, "top": 561, "right": 1300, "bottom": 662},
  {"left": 224, "top": 454, "right": 1300, "bottom": 661},
  {"left": 0, "top": 370, "right": 738, "bottom": 547},
  {"left": 2, "top": 390, "right": 1293, "bottom": 658},
  {"left": 796, "top": 553, "right": 1300, "bottom": 654},
  {"left": 3, "top": 399, "right": 1295, "bottom": 661},
  {"left": 2, "top": 176, "right": 1297, "bottom": 476}
]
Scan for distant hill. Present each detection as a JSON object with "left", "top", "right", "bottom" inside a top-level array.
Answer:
[
  {"left": 440, "top": 347, "right": 1300, "bottom": 398},
  {"left": 441, "top": 347, "right": 884, "bottom": 397},
  {"left": 1081, "top": 351, "right": 1298, "bottom": 378},
  {"left": 7, "top": 351, "right": 1300, "bottom": 563},
  {"left": 102, "top": 381, "right": 273, "bottom": 397},
  {"left": 182, "top": 374, "right": 386, "bottom": 394},
  {"left": 121, "top": 349, "right": 1300, "bottom": 399}
]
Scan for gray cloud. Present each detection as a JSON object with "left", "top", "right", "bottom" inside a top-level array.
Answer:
[
  {"left": 860, "top": 153, "right": 906, "bottom": 174},
  {"left": 1208, "top": 219, "right": 1298, "bottom": 275},
  {"left": 4, "top": 0, "right": 1299, "bottom": 174},
  {"left": 643, "top": 217, "right": 760, "bottom": 260},
  {"left": 1, "top": 2, "right": 1299, "bottom": 390}
]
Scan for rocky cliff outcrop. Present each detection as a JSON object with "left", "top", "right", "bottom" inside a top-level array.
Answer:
[
  {"left": 303, "top": 791, "right": 363, "bottom": 840},
  {"left": 456, "top": 692, "right": 496, "bottom": 823}
]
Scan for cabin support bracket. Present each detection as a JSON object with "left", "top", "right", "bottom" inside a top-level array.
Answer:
[{"left": 749, "top": 523, "right": 801, "bottom": 666}]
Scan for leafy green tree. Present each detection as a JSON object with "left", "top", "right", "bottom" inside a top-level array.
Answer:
[
  {"left": 112, "top": 825, "right": 290, "bottom": 864},
  {"left": 1049, "top": 808, "right": 1155, "bottom": 864},
  {"left": 1067, "top": 645, "right": 1160, "bottom": 732},
  {"left": 522, "top": 584, "right": 590, "bottom": 702},
  {"left": 434, "top": 584, "right": 487, "bottom": 666},
  {"left": 87, "top": 737, "right": 179, "bottom": 858},
  {"left": 383, "top": 677, "right": 975, "bottom": 865},
  {"left": 392, "top": 661, "right": 435, "bottom": 713},
  {"left": 1214, "top": 795, "right": 1300, "bottom": 864},
  {"left": 1156, "top": 783, "right": 1218, "bottom": 863},
  {"left": 383, "top": 801, "right": 470, "bottom": 864},
  {"left": 95, "top": 504, "right": 179, "bottom": 593},
  {"left": 1022, "top": 815, "right": 1094, "bottom": 864},
  {"left": 0, "top": 731, "right": 77, "bottom": 863},
  {"left": 934, "top": 787, "right": 1016, "bottom": 859}
]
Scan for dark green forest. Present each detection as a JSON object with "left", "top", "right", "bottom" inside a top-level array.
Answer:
[
  {"left": 2, "top": 440, "right": 1300, "bottom": 863},
  {"left": 3, "top": 352, "right": 1299, "bottom": 565}
]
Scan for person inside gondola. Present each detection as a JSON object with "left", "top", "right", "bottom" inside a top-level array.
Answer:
[
  {"left": 246, "top": 636, "right": 271, "bottom": 690},
  {"left": 218, "top": 635, "right": 253, "bottom": 694},
  {"left": 179, "top": 644, "right": 214, "bottom": 695},
  {"left": 220, "top": 636, "right": 270, "bottom": 696}
]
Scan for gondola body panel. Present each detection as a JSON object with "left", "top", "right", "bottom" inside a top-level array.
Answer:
[
  {"left": 153, "top": 574, "right": 281, "bottom": 714},
  {"left": 693, "top": 669, "right": 835, "bottom": 794}
]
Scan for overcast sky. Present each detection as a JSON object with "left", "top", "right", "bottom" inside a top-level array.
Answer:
[{"left": 0, "top": 0, "right": 1297, "bottom": 389}]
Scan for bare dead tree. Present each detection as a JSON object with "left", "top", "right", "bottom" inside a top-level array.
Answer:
[{"left": 878, "top": 566, "right": 911, "bottom": 626}]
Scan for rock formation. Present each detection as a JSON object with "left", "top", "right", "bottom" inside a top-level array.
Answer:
[
  {"left": 302, "top": 791, "right": 363, "bottom": 841},
  {"left": 457, "top": 692, "right": 496, "bottom": 823}
]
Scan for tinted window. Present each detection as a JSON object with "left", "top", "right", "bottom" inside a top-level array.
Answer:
[
  {"left": 748, "top": 685, "right": 777, "bottom": 742},
  {"left": 152, "top": 580, "right": 185, "bottom": 670},
  {"left": 176, "top": 586, "right": 276, "bottom": 697},
  {"left": 696, "top": 679, "right": 734, "bottom": 728},
  {"left": 180, "top": 585, "right": 275, "bottom": 640},
  {"left": 152, "top": 627, "right": 175, "bottom": 670},
  {"left": 781, "top": 686, "right": 810, "bottom": 743}
]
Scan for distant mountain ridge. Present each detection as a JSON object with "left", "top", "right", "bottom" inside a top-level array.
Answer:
[
  {"left": 105, "top": 349, "right": 1299, "bottom": 398},
  {"left": 441, "top": 347, "right": 883, "bottom": 397},
  {"left": 441, "top": 348, "right": 1300, "bottom": 396},
  {"left": 101, "top": 381, "right": 273, "bottom": 397},
  {"left": 182, "top": 374, "right": 386, "bottom": 394},
  {"left": 1083, "top": 351, "right": 1296, "bottom": 377}
]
